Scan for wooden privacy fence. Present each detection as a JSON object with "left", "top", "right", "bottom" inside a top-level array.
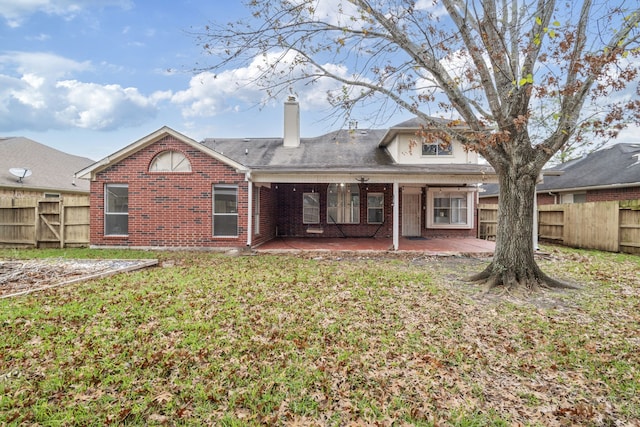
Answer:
[
  {"left": 478, "top": 200, "right": 640, "bottom": 254},
  {"left": 0, "top": 196, "right": 90, "bottom": 248}
]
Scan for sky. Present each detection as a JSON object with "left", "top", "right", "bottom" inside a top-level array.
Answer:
[
  {"left": 1, "top": 1, "right": 638, "bottom": 162},
  {"left": 1, "top": 0, "right": 402, "bottom": 161}
]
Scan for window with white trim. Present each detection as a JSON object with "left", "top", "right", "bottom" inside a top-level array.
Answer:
[
  {"left": 426, "top": 188, "right": 474, "bottom": 229},
  {"left": 105, "top": 184, "right": 128, "bottom": 235},
  {"left": 422, "top": 140, "right": 452, "bottom": 156},
  {"left": 367, "top": 193, "right": 384, "bottom": 224},
  {"left": 213, "top": 185, "right": 238, "bottom": 236},
  {"left": 327, "top": 184, "right": 360, "bottom": 224},
  {"left": 303, "top": 192, "right": 320, "bottom": 224},
  {"left": 149, "top": 150, "right": 192, "bottom": 172}
]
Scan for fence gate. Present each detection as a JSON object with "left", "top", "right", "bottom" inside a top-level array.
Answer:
[
  {"left": 36, "top": 199, "right": 63, "bottom": 248},
  {"left": 0, "top": 196, "right": 90, "bottom": 248}
]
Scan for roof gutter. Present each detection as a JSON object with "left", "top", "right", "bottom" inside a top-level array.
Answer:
[{"left": 538, "top": 181, "right": 640, "bottom": 194}]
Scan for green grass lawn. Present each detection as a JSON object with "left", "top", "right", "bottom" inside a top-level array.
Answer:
[{"left": 1, "top": 246, "right": 638, "bottom": 426}]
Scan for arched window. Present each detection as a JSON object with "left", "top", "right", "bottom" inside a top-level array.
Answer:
[
  {"left": 327, "top": 183, "right": 360, "bottom": 224},
  {"left": 149, "top": 150, "right": 192, "bottom": 172}
]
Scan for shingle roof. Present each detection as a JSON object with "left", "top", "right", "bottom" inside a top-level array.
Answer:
[
  {"left": 480, "top": 143, "right": 640, "bottom": 196},
  {"left": 202, "top": 128, "right": 494, "bottom": 175},
  {"left": 202, "top": 129, "right": 391, "bottom": 169},
  {"left": 0, "top": 137, "right": 93, "bottom": 193},
  {"left": 539, "top": 143, "right": 640, "bottom": 191}
]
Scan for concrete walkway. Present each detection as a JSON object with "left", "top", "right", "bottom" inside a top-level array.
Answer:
[{"left": 255, "top": 237, "right": 495, "bottom": 256}]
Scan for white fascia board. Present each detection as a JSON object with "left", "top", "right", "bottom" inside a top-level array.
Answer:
[{"left": 250, "top": 171, "right": 498, "bottom": 185}]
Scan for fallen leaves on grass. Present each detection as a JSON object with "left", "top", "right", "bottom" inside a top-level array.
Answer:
[{"left": 0, "top": 247, "right": 638, "bottom": 425}]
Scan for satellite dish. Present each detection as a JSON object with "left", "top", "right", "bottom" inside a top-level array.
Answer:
[{"left": 9, "top": 167, "right": 32, "bottom": 183}]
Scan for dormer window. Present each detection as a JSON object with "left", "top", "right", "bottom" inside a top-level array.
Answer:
[
  {"left": 149, "top": 150, "right": 192, "bottom": 172},
  {"left": 422, "top": 141, "right": 452, "bottom": 156}
]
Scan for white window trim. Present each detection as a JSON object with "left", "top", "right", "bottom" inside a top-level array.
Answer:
[
  {"left": 212, "top": 185, "right": 238, "bottom": 238},
  {"left": 104, "top": 183, "right": 128, "bottom": 236},
  {"left": 421, "top": 140, "right": 453, "bottom": 157},
  {"left": 367, "top": 193, "right": 384, "bottom": 224},
  {"left": 149, "top": 150, "right": 192, "bottom": 173},
  {"left": 303, "top": 192, "right": 320, "bottom": 224},
  {"left": 426, "top": 187, "right": 474, "bottom": 229}
]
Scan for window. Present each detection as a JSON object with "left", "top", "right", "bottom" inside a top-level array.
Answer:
[
  {"left": 426, "top": 188, "right": 474, "bottom": 229},
  {"left": 327, "top": 184, "right": 360, "bottom": 224},
  {"left": 105, "top": 184, "right": 128, "bottom": 235},
  {"left": 213, "top": 185, "right": 238, "bottom": 236},
  {"left": 149, "top": 150, "right": 191, "bottom": 172},
  {"left": 303, "top": 192, "right": 320, "bottom": 224},
  {"left": 422, "top": 140, "right": 452, "bottom": 156},
  {"left": 367, "top": 193, "right": 384, "bottom": 224},
  {"left": 561, "top": 193, "right": 586, "bottom": 204}
]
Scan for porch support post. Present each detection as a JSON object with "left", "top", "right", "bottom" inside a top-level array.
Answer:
[
  {"left": 246, "top": 177, "right": 253, "bottom": 248},
  {"left": 393, "top": 182, "right": 399, "bottom": 251}
]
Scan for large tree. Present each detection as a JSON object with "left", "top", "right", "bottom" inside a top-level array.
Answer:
[{"left": 196, "top": 0, "right": 640, "bottom": 291}]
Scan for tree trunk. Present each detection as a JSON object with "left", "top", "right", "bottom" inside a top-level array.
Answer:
[{"left": 470, "top": 158, "right": 573, "bottom": 292}]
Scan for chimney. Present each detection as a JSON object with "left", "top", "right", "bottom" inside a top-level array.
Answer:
[{"left": 283, "top": 96, "right": 300, "bottom": 148}]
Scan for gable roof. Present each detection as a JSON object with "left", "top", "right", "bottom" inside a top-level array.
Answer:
[
  {"left": 480, "top": 143, "right": 640, "bottom": 197},
  {"left": 76, "top": 126, "right": 247, "bottom": 180},
  {"left": 0, "top": 137, "right": 93, "bottom": 193}
]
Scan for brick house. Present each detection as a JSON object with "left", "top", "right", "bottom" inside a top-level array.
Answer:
[
  {"left": 479, "top": 143, "right": 640, "bottom": 205},
  {"left": 77, "top": 99, "right": 496, "bottom": 250}
]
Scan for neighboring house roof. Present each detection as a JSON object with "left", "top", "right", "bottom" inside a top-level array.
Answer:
[
  {"left": 0, "top": 136, "right": 93, "bottom": 194},
  {"left": 480, "top": 143, "right": 640, "bottom": 197}
]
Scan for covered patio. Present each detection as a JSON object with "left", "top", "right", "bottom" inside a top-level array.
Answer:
[{"left": 255, "top": 236, "right": 495, "bottom": 256}]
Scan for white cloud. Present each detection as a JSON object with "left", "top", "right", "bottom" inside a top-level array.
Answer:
[
  {"left": 171, "top": 50, "right": 346, "bottom": 118},
  {"left": 0, "top": 0, "right": 133, "bottom": 27},
  {"left": 0, "top": 51, "right": 161, "bottom": 131},
  {"left": 0, "top": 51, "right": 91, "bottom": 77}
]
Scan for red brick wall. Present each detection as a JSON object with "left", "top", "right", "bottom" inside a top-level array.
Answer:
[
  {"left": 536, "top": 193, "right": 556, "bottom": 205},
  {"left": 586, "top": 187, "right": 640, "bottom": 202},
  {"left": 90, "top": 136, "right": 250, "bottom": 248},
  {"left": 479, "top": 196, "right": 498, "bottom": 205}
]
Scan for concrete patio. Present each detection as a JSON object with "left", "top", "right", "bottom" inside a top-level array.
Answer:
[{"left": 255, "top": 237, "right": 495, "bottom": 256}]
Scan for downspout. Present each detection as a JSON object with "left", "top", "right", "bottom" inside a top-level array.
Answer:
[
  {"left": 246, "top": 172, "right": 253, "bottom": 248},
  {"left": 393, "top": 182, "right": 399, "bottom": 251}
]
